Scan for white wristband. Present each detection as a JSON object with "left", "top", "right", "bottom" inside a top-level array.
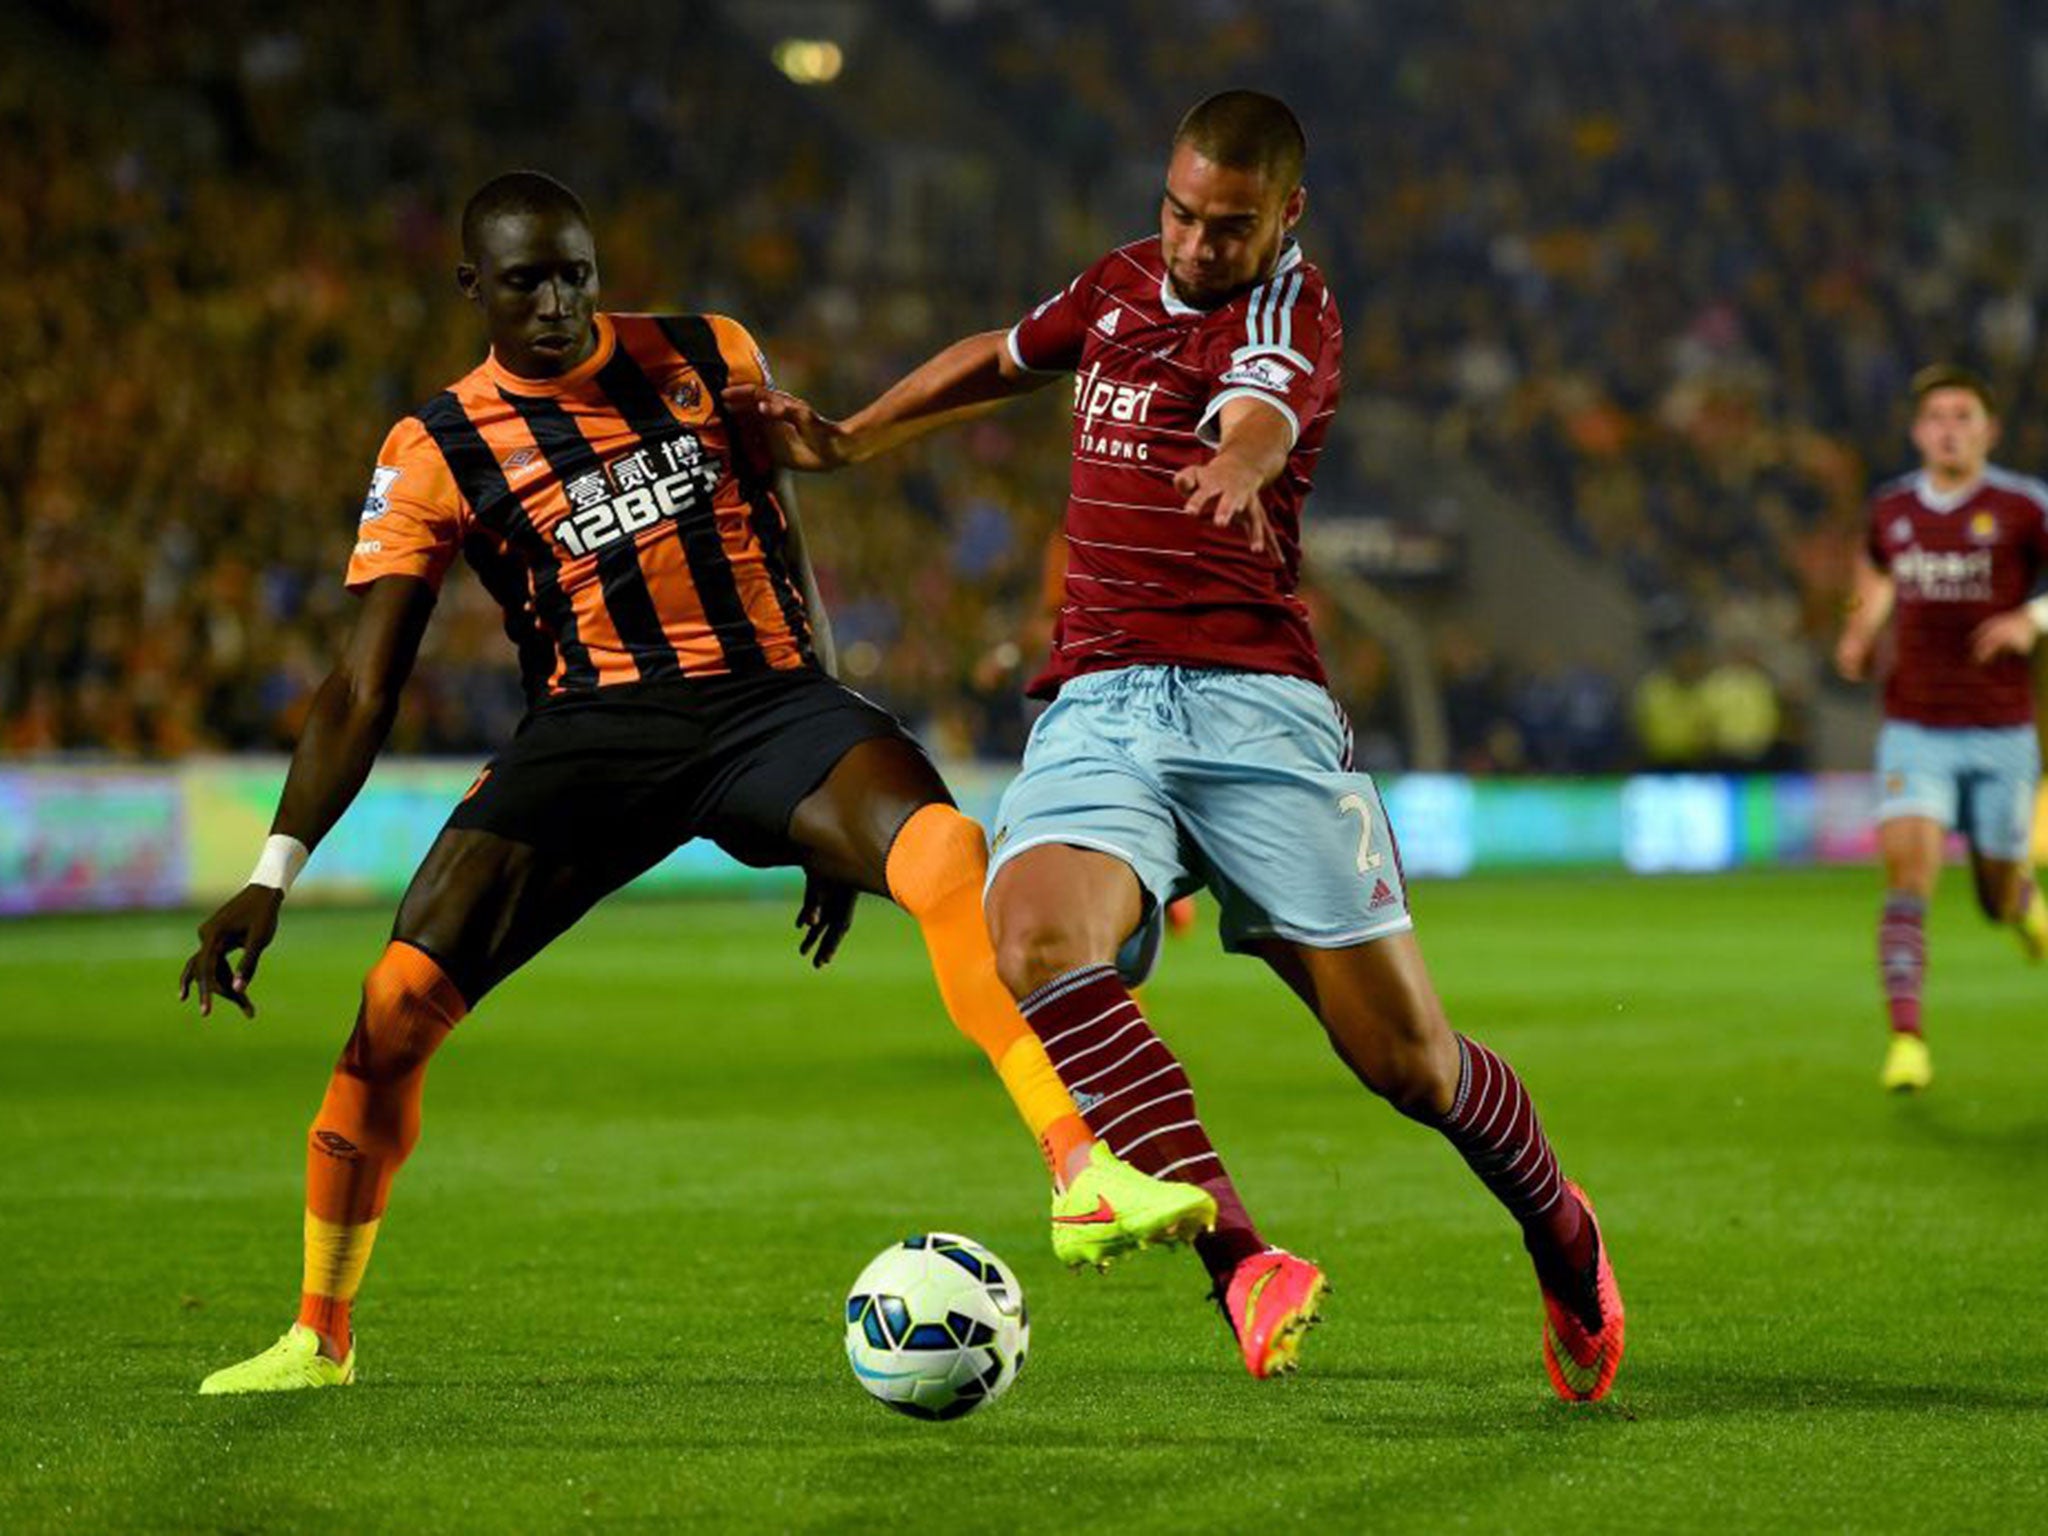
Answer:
[
  {"left": 249, "top": 834, "right": 311, "bottom": 894},
  {"left": 2026, "top": 594, "right": 2048, "bottom": 633}
]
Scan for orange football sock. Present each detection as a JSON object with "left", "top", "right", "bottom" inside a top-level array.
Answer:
[
  {"left": 885, "top": 804, "right": 1094, "bottom": 1185},
  {"left": 298, "top": 941, "right": 466, "bottom": 1353}
]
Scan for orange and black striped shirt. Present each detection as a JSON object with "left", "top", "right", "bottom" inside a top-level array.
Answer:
[{"left": 347, "top": 312, "right": 812, "bottom": 692}]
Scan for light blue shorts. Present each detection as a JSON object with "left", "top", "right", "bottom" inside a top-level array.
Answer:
[
  {"left": 989, "top": 666, "right": 1412, "bottom": 984},
  {"left": 1877, "top": 720, "right": 2040, "bottom": 861}
]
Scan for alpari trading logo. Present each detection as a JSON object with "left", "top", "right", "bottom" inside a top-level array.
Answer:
[
  {"left": 1891, "top": 546, "right": 1994, "bottom": 603},
  {"left": 1073, "top": 360, "right": 1161, "bottom": 462},
  {"left": 551, "top": 435, "right": 722, "bottom": 560}
]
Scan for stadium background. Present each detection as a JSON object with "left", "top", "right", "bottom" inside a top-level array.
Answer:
[
  {"left": 9, "top": 0, "right": 2048, "bottom": 912},
  {"left": 7, "top": 6, "right": 2048, "bottom": 1532}
]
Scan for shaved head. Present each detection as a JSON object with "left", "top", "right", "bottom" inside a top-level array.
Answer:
[
  {"left": 1173, "top": 90, "right": 1306, "bottom": 191},
  {"left": 460, "top": 170, "right": 589, "bottom": 262}
]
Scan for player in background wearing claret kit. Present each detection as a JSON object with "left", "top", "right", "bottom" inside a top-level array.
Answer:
[
  {"left": 179, "top": 172, "right": 1214, "bottom": 1395},
  {"left": 1835, "top": 366, "right": 2048, "bottom": 1093},
  {"left": 730, "top": 92, "right": 1625, "bottom": 1399}
]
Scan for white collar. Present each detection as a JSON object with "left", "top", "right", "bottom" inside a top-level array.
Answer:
[{"left": 1914, "top": 470, "right": 1983, "bottom": 513}]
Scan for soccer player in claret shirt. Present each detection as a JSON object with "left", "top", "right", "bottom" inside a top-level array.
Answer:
[
  {"left": 729, "top": 92, "right": 1625, "bottom": 1398},
  {"left": 178, "top": 173, "right": 1215, "bottom": 1395},
  {"left": 1835, "top": 365, "right": 2048, "bottom": 1094}
]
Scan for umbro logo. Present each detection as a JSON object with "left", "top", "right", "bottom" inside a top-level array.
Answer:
[
  {"left": 1094, "top": 309, "right": 1121, "bottom": 337},
  {"left": 502, "top": 447, "right": 540, "bottom": 474},
  {"left": 1074, "top": 1090, "right": 1105, "bottom": 1114}
]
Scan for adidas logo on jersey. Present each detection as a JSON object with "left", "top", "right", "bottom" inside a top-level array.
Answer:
[
  {"left": 1094, "top": 308, "right": 1121, "bottom": 337},
  {"left": 1368, "top": 878, "right": 1400, "bottom": 912}
]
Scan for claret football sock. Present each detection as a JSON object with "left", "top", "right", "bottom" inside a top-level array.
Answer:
[
  {"left": 1416, "top": 1035, "right": 1592, "bottom": 1275},
  {"left": 1879, "top": 893, "right": 1927, "bottom": 1035},
  {"left": 299, "top": 941, "right": 465, "bottom": 1357},
  {"left": 1019, "top": 963, "right": 1266, "bottom": 1283},
  {"left": 884, "top": 805, "right": 1094, "bottom": 1185}
]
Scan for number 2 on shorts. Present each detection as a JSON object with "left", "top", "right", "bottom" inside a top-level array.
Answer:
[{"left": 1337, "top": 792, "right": 1384, "bottom": 875}]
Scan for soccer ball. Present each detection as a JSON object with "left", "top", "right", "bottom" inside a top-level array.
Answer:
[{"left": 844, "top": 1233, "right": 1029, "bottom": 1420}]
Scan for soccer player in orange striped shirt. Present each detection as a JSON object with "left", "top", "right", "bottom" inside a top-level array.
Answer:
[{"left": 179, "top": 173, "right": 1212, "bottom": 1394}]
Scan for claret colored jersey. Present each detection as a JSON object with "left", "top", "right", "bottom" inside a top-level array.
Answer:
[
  {"left": 1006, "top": 236, "right": 1341, "bottom": 696},
  {"left": 1864, "top": 466, "right": 2048, "bottom": 728},
  {"left": 348, "top": 312, "right": 813, "bottom": 693}
]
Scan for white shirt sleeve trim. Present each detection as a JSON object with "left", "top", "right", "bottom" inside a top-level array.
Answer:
[
  {"left": 1004, "top": 324, "right": 1030, "bottom": 372},
  {"left": 1005, "top": 323, "right": 1066, "bottom": 376},
  {"left": 1195, "top": 388, "right": 1301, "bottom": 449}
]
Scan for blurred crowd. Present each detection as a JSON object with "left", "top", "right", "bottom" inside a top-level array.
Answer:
[{"left": 4, "top": 0, "right": 2038, "bottom": 771}]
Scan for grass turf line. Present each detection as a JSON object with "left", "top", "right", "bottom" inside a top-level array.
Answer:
[{"left": 1, "top": 868, "right": 2045, "bottom": 1532}]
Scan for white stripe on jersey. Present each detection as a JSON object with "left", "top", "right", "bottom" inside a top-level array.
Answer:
[
  {"left": 1068, "top": 573, "right": 1177, "bottom": 592},
  {"left": 1068, "top": 531, "right": 1195, "bottom": 558},
  {"left": 1247, "top": 268, "right": 1304, "bottom": 350},
  {"left": 1073, "top": 493, "right": 1199, "bottom": 514},
  {"left": 1073, "top": 453, "right": 1178, "bottom": 481}
]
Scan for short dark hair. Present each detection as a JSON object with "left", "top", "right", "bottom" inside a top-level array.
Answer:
[
  {"left": 1173, "top": 90, "right": 1306, "bottom": 189},
  {"left": 1911, "top": 363, "right": 1997, "bottom": 416},
  {"left": 460, "top": 170, "right": 589, "bottom": 260}
]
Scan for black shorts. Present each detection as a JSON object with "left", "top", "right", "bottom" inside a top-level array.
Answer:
[{"left": 446, "top": 667, "right": 923, "bottom": 874}]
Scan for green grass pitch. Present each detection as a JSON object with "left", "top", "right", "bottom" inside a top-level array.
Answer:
[{"left": 3, "top": 868, "right": 2046, "bottom": 1533}]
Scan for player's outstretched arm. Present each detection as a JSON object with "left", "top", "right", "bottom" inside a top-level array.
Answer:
[
  {"left": 1174, "top": 395, "right": 1295, "bottom": 557},
  {"left": 179, "top": 576, "right": 437, "bottom": 1018},
  {"left": 723, "top": 330, "right": 1056, "bottom": 473},
  {"left": 1833, "top": 556, "right": 1895, "bottom": 681},
  {"left": 1970, "top": 593, "right": 2048, "bottom": 665}
]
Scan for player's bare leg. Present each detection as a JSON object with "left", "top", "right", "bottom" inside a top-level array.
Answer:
[
  {"left": 1877, "top": 815, "right": 1943, "bottom": 1090},
  {"left": 986, "top": 844, "right": 1306, "bottom": 1369},
  {"left": 1253, "top": 932, "right": 1625, "bottom": 1402},
  {"left": 1967, "top": 850, "right": 2048, "bottom": 961},
  {"left": 787, "top": 743, "right": 1215, "bottom": 1260}
]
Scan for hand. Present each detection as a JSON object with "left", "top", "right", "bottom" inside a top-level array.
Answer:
[
  {"left": 1969, "top": 607, "right": 2041, "bottom": 665},
  {"left": 179, "top": 885, "right": 285, "bottom": 1017},
  {"left": 721, "top": 383, "right": 852, "bottom": 472},
  {"left": 1833, "top": 628, "right": 1873, "bottom": 682},
  {"left": 795, "top": 874, "right": 858, "bottom": 968},
  {"left": 1174, "top": 454, "right": 1277, "bottom": 558}
]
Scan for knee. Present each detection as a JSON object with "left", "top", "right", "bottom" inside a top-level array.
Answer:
[
  {"left": 1342, "top": 1014, "right": 1460, "bottom": 1120},
  {"left": 1970, "top": 867, "right": 2018, "bottom": 923},
  {"left": 991, "top": 909, "right": 1108, "bottom": 1000},
  {"left": 1379, "top": 1042, "right": 1461, "bottom": 1119},
  {"left": 344, "top": 942, "right": 467, "bottom": 1083},
  {"left": 885, "top": 805, "right": 987, "bottom": 916}
]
